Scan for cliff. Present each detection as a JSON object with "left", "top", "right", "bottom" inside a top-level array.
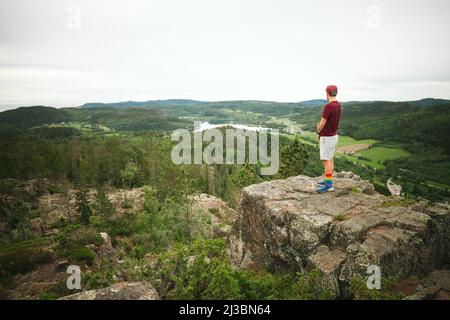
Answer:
[{"left": 229, "top": 172, "right": 450, "bottom": 297}]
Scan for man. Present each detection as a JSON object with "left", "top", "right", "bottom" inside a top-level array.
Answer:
[{"left": 316, "top": 85, "right": 341, "bottom": 193}]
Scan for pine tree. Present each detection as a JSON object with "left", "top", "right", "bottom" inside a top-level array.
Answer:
[
  {"left": 280, "top": 136, "right": 310, "bottom": 178},
  {"left": 76, "top": 189, "right": 92, "bottom": 225},
  {"left": 232, "top": 163, "right": 260, "bottom": 188},
  {"left": 177, "top": 166, "right": 194, "bottom": 244},
  {"left": 93, "top": 186, "right": 115, "bottom": 217}
]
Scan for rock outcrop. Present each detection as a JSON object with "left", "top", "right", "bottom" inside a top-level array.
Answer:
[
  {"left": 405, "top": 270, "right": 450, "bottom": 300},
  {"left": 88, "top": 232, "right": 117, "bottom": 264},
  {"left": 229, "top": 172, "right": 450, "bottom": 297},
  {"left": 59, "top": 282, "right": 160, "bottom": 300},
  {"left": 191, "top": 193, "right": 238, "bottom": 238},
  {"left": 35, "top": 188, "right": 145, "bottom": 232}
]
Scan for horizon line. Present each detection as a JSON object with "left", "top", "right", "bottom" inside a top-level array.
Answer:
[{"left": 1, "top": 96, "right": 450, "bottom": 111}]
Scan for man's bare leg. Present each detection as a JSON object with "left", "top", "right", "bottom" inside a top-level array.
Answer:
[
  {"left": 323, "top": 160, "right": 334, "bottom": 186},
  {"left": 322, "top": 160, "right": 333, "bottom": 177}
]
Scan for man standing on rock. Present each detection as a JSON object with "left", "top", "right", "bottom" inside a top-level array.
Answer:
[{"left": 316, "top": 85, "right": 341, "bottom": 193}]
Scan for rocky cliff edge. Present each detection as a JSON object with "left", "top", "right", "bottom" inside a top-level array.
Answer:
[{"left": 229, "top": 172, "right": 450, "bottom": 297}]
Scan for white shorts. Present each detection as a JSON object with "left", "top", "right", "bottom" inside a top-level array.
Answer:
[{"left": 319, "top": 135, "right": 338, "bottom": 160}]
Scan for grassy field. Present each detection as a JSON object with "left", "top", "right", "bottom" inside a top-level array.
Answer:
[
  {"left": 297, "top": 131, "right": 410, "bottom": 170},
  {"left": 338, "top": 144, "right": 410, "bottom": 170},
  {"left": 282, "top": 133, "right": 316, "bottom": 146},
  {"left": 49, "top": 122, "right": 116, "bottom": 136},
  {"left": 358, "top": 144, "right": 411, "bottom": 163},
  {"left": 301, "top": 132, "right": 377, "bottom": 147},
  {"left": 339, "top": 153, "right": 383, "bottom": 169},
  {"left": 336, "top": 136, "right": 378, "bottom": 147}
]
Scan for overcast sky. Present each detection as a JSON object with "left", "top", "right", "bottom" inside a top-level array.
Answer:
[{"left": 0, "top": 0, "right": 449, "bottom": 108}]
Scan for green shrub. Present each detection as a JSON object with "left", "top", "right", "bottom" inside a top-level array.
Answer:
[
  {"left": 68, "top": 247, "right": 96, "bottom": 265},
  {"left": 39, "top": 279, "right": 79, "bottom": 299},
  {"left": 56, "top": 225, "right": 102, "bottom": 249},
  {"left": 121, "top": 197, "right": 133, "bottom": 209},
  {"left": 0, "top": 249, "right": 54, "bottom": 277},
  {"left": 349, "top": 275, "right": 404, "bottom": 300},
  {"left": 131, "top": 244, "right": 147, "bottom": 259},
  {"left": 0, "top": 249, "right": 53, "bottom": 276},
  {"left": 103, "top": 213, "right": 140, "bottom": 237},
  {"left": 333, "top": 214, "right": 349, "bottom": 222},
  {"left": 47, "top": 183, "right": 64, "bottom": 194},
  {"left": 40, "top": 292, "right": 59, "bottom": 300},
  {"left": 142, "top": 239, "right": 298, "bottom": 300},
  {"left": 208, "top": 208, "right": 219, "bottom": 215},
  {"left": 145, "top": 239, "right": 241, "bottom": 299},
  {"left": 82, "top": 268, "right": 115, "bottom": 290},
  {"left": 293, "top": 269, "right": 334, "bottom": 300},
  {"left": 234, "top": 270, "right": 296, "bottom": 300},
  {"left": 0, "top": 238, "right": 54, "bottom": 278},
  {"left": 56, "top": 226, "right": 100, "bottom": 266}
]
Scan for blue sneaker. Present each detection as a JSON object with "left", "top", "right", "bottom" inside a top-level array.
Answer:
[
  {"left": 316, "top": 183, "right": 335, "bottom": 193},
  {"left": 316, "top": 179, "right": 327, "bottom": 186}
]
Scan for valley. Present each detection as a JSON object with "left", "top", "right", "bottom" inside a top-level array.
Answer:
[{"left": 0, "top": 98, "right": 449, "bottom": 300}]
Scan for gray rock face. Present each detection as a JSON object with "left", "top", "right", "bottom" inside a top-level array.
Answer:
[
  {"left": 190, "top": 193, "right": 238, "bottom": 238},
  {"left": 36, "top": 188, "right": 145, "bottom": 232},
  {"left": 229, "top": 172, "right": 450, "bottom": 297},
  {"left": 405, "top": 270, "right": 450, "bottom": 300},
  {"left": 59, "top": 282, "right": 160, "bottom": 300}
]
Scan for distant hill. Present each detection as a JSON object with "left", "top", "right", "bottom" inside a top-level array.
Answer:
[
  {"left": 342, "top": 98, "right": 450, "bottom": 107},
  {"left": 79, "top": 98, "right": 450, "bottom": 111},
  {"left": 299, "top": 99, "right": 328, "bottom": 107},
  {"left": 341, "top": 102, "right": 450, "bottom": 153},
  {"left": 2, "top": 98, "right": 449, "bottom": 145},
  {"left": 67, "top": 107, "right": 189, "bottom": 131},
  {"left": 80, "top": 99, "right": 326, "bottom": 110},
  {"left": 0, "top": 106, "right": 71, "bottom": 131},
  {"left": 80, "top": 99, "right": 206, "bottom": 109},
  {"left": 292, "top": 100, "right": 450, "bottom": 153},
  {"left": 0, "top": 105, "right": 190, "bottom": 132},
  {"left": 408, "top": 98, "right": 450, "bottom": 108}
]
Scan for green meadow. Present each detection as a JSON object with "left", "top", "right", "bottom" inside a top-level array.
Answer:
[{"left": 297, "top": 131, "right": 410, "bottom": 170}]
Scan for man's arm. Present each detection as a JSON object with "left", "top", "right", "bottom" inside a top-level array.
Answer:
[{"left": 316, "top": 117, "right": 327, "bottom": 134}]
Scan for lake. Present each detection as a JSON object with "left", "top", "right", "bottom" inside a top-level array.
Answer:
[{"left": 194, "top": 121, "right": 270, "bottom": 132}]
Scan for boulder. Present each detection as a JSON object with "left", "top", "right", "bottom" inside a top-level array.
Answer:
[
  {"left": 229, "top": 173, "right": 450, "bottom": 297},
  {"left": 59, "top": 282, "right": 160, "bottom": 300},
  {"left": 99, "top": 232, "right": 113, "bottom": 249},
  {"left": 91, "top": 232, "right": 116, "bottom": 263},
  {"left": 55, "top": 259, "right": 70, "bottom": 273}
]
